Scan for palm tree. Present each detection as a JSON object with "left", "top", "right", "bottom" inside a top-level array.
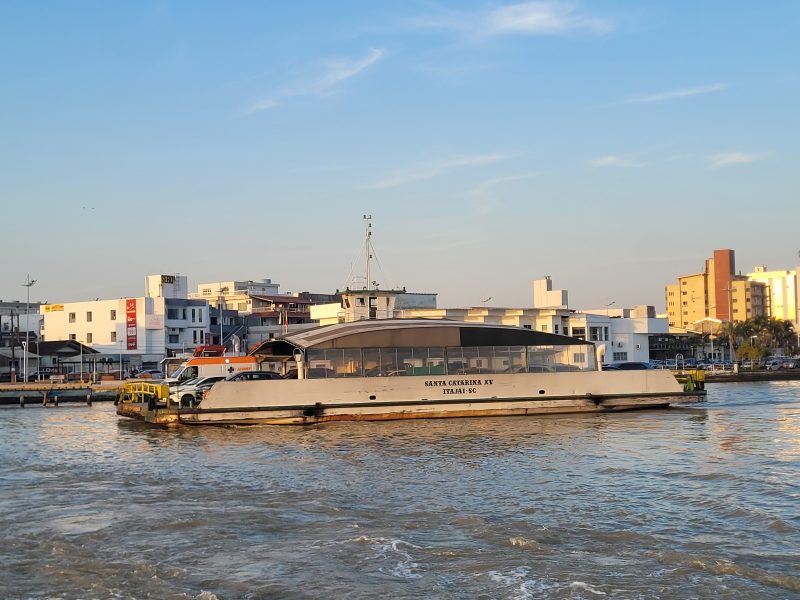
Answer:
[{"left": 716, "top": 321, "right": 739, "bottom": 361}]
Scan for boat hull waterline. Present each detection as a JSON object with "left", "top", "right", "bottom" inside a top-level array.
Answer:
[{"left": 117, "top": 371, "right": 704, "bottom": 426}]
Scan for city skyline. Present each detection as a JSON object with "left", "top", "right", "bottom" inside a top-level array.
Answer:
[{"left": 2, "top": 1, "right": 798, "bottom": 309}]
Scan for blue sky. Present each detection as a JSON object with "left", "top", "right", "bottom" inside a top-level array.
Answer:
[{"left": 1, "top": 1, "right": 798, "bottom": 310}]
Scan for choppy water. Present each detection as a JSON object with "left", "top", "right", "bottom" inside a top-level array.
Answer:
[{"left": 1, "top": 382, "right": 799, "bottom": 600}]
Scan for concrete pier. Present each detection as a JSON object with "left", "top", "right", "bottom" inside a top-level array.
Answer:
[{"left": 0, "top": 382, "right": 121, "bottom": 406}]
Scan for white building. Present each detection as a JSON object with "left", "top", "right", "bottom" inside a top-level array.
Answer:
[
  {"left": 41, "top": 274, "right": 210, "bottom": 367},
  {"left": 747, "top": 266, "right": 799, "bottom": 326},
  {"left": 190, "top": 279, "right": 281, "bottom": 311},
  {"left": 533, "top": 276, "right": 568, "bottom": 309},
  {"left": 570, "top": 312, "right": 667, "bottom": 364}
]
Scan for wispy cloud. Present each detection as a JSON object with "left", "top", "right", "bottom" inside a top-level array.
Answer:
[
  {"left": 707, "top": 151, "right": 762, "bottom": 168},
  {"left": 243, "top": 48, "right": 384, "bottom": 115},
  {"left": 367, "top": 154, "right": 505, "bottom": 189},
  {"left": 627, "top": 83, "right": 727, "bottom": 104},
  {"left": 408, "top": 1, "right": 613, "bottom": 38},
  {"left": 589, "top": 155, "right": 645, "bottom": 168},
  {"left": 486, "top": 1, "right": 612, "bottom": 35},
  {"left": 470, "top": 172, "right": 541, "bottom": 195}
]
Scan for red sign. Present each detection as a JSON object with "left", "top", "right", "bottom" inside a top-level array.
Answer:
[{"left": 126, "top": 299, "right": 138, "bottom": 350}]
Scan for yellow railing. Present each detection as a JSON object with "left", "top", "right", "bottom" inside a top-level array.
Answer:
[{"left": 118, "top": 382, "right": 171, "bottom": 405}]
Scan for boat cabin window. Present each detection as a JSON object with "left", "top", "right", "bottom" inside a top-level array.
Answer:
[{"left": 302, "top": 344, "right": 594, "bottom": 378}]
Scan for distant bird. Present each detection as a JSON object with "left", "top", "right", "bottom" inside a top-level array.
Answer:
[{"left": 482, "top": 297, "right": 492, "bottom": 304}]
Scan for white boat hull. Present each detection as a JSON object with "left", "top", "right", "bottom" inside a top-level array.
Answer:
[{"left": 165, "top": 370, "right": 702, "bottom": 425}]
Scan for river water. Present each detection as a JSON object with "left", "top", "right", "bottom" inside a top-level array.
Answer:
[{"left": 1, "top": 381, "right": 799, "bottom": 599}]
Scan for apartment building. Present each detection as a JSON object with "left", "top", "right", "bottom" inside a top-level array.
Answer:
[
  {"left": 747, "top": 266, "right": 799, "bottom": 327},
  {"left": 665, "top": 249, "right": 767, "bottom": 330},
  {"left": 41, "top": 275, "right": 209, "bottom": 366}
]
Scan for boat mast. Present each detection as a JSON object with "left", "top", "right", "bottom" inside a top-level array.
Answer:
[{"left": 364, "top": 214, "right": 372, "bottom": 289}]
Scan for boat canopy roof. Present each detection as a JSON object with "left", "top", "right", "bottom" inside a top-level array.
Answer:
[{"left": 250, "top": 319, "right": 592, "bottom": 358}]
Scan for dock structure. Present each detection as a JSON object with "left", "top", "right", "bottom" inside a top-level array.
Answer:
[{"left": 0, "top": 381, "right": 122, "bottom": 406}]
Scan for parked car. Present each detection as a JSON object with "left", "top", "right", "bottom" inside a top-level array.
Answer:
[
  {"left": 225, "top": 371, "right": 283, "bottom": 381},
  {"left": 138, "top": 369, "right": 164, "bottom": 379},
  {"left": 781, "top": 359, "right": 798, "bottom": 369},
  {"left": 171, "top": 375, "right": 226, "bottom": 406},
  {"left": 765, "top": 359, "right": 782, "bottom": 371},
  {"left": 610, "top": 362, "right": 652, "bottom": 370},
  {"left": 283, "top": 368, "right": 338, "bottom": 379}
]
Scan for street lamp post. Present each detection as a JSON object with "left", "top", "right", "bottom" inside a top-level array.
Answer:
[
  {"left": 724, "top": 287, "right": 735, "bottom": 363},
  {"left": 709, "top": 323, "right": 714, "bottom": 362},
  {"left": 79, "top": 340, "right": 84, "bottom": 383},
  {"left": 22, "top": 275, "right": 37, "bottom": 382}
]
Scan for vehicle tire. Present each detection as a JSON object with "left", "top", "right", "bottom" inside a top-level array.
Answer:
[{"left": 180, "top": 394, "right": 195, "bottom": 407}]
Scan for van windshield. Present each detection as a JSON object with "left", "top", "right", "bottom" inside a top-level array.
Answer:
[{"left": 173, "top": 366, "right": 199, "bottom": 381}]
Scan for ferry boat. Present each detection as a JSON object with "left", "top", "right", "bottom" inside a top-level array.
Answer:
[{"left": 116, "top": 319, "right": 705, "bottom": 426}]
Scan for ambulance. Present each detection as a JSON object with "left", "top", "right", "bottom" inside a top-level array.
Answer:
[{"left": 164, "top": 346, "right": 260, "bottom": 386}]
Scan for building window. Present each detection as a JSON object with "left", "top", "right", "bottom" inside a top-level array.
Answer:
[
  {"left": 563, "top": 327, "right": 569, "bottom": 336},
  {"left": 541, "top": 324, "right": 548, "bottom": 332},
  {"left": 69, "top": 333, "right": 76, "bottom": 341},
  {"left": 554, "top": 324, "right": 559, "bottom": 334},
  {"left": 168, "top": 335, "right": 179, "bottom": 344},
  {"left": 86, "top": 333, "right": 92, "bottom": 343},
  {"left": 86, "top": 311, "right": 92, "bottom": 322},
  {"left": 199, "top": 311, "right": 203, "bottom": 323},
  {"left": 167, "top": 308, "right": 179, "bottom": 320},
  {"left": 191, "top": 309, "right": 196, "bottom": 323},
  {"left": 111, "top": 332, "right": 116, "bottom": 342},
  {"left": 590, "top": 327, "right": 608, "bottom": 342},
  {"left": 193, "top": 330, "right": 197, "bottom": 343},
  {"left": 573, "top": 353, "right": 586, "bottom": 363},
  {"left": 203, "top": 288, "right": 212, "bottom": 295},
  {"left": 613, "top": 352, "right": 628, "bottom": 361},
  {"left": 69, "top": 312, "right": 76, "bottom": 323},
  {"left": 523, "top": 324, "right": 532, "bottom": 329},
  {"left": 110, "top": 310, "right": 117, "bottom": 320}
]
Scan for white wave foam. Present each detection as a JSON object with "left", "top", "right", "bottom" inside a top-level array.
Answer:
[
  {"left": 345, "top": 535, "right": 424, "bottom": 580},
  {"left": 488, "top": 566, "right": 531, "bottom": 585},
  {"left": 486, "top": 568, "right": 564, "bottom": 599},
  {"left": 570, "top": 581, "right": 607, "bottom": 595}
]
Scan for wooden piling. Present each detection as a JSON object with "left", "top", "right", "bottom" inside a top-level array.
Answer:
[
  {"left": 19, "top": 395, "right": 25, "bottom": 408},
  {"left": 53, "top": 395, "right": 59, "bottom": 407}
]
